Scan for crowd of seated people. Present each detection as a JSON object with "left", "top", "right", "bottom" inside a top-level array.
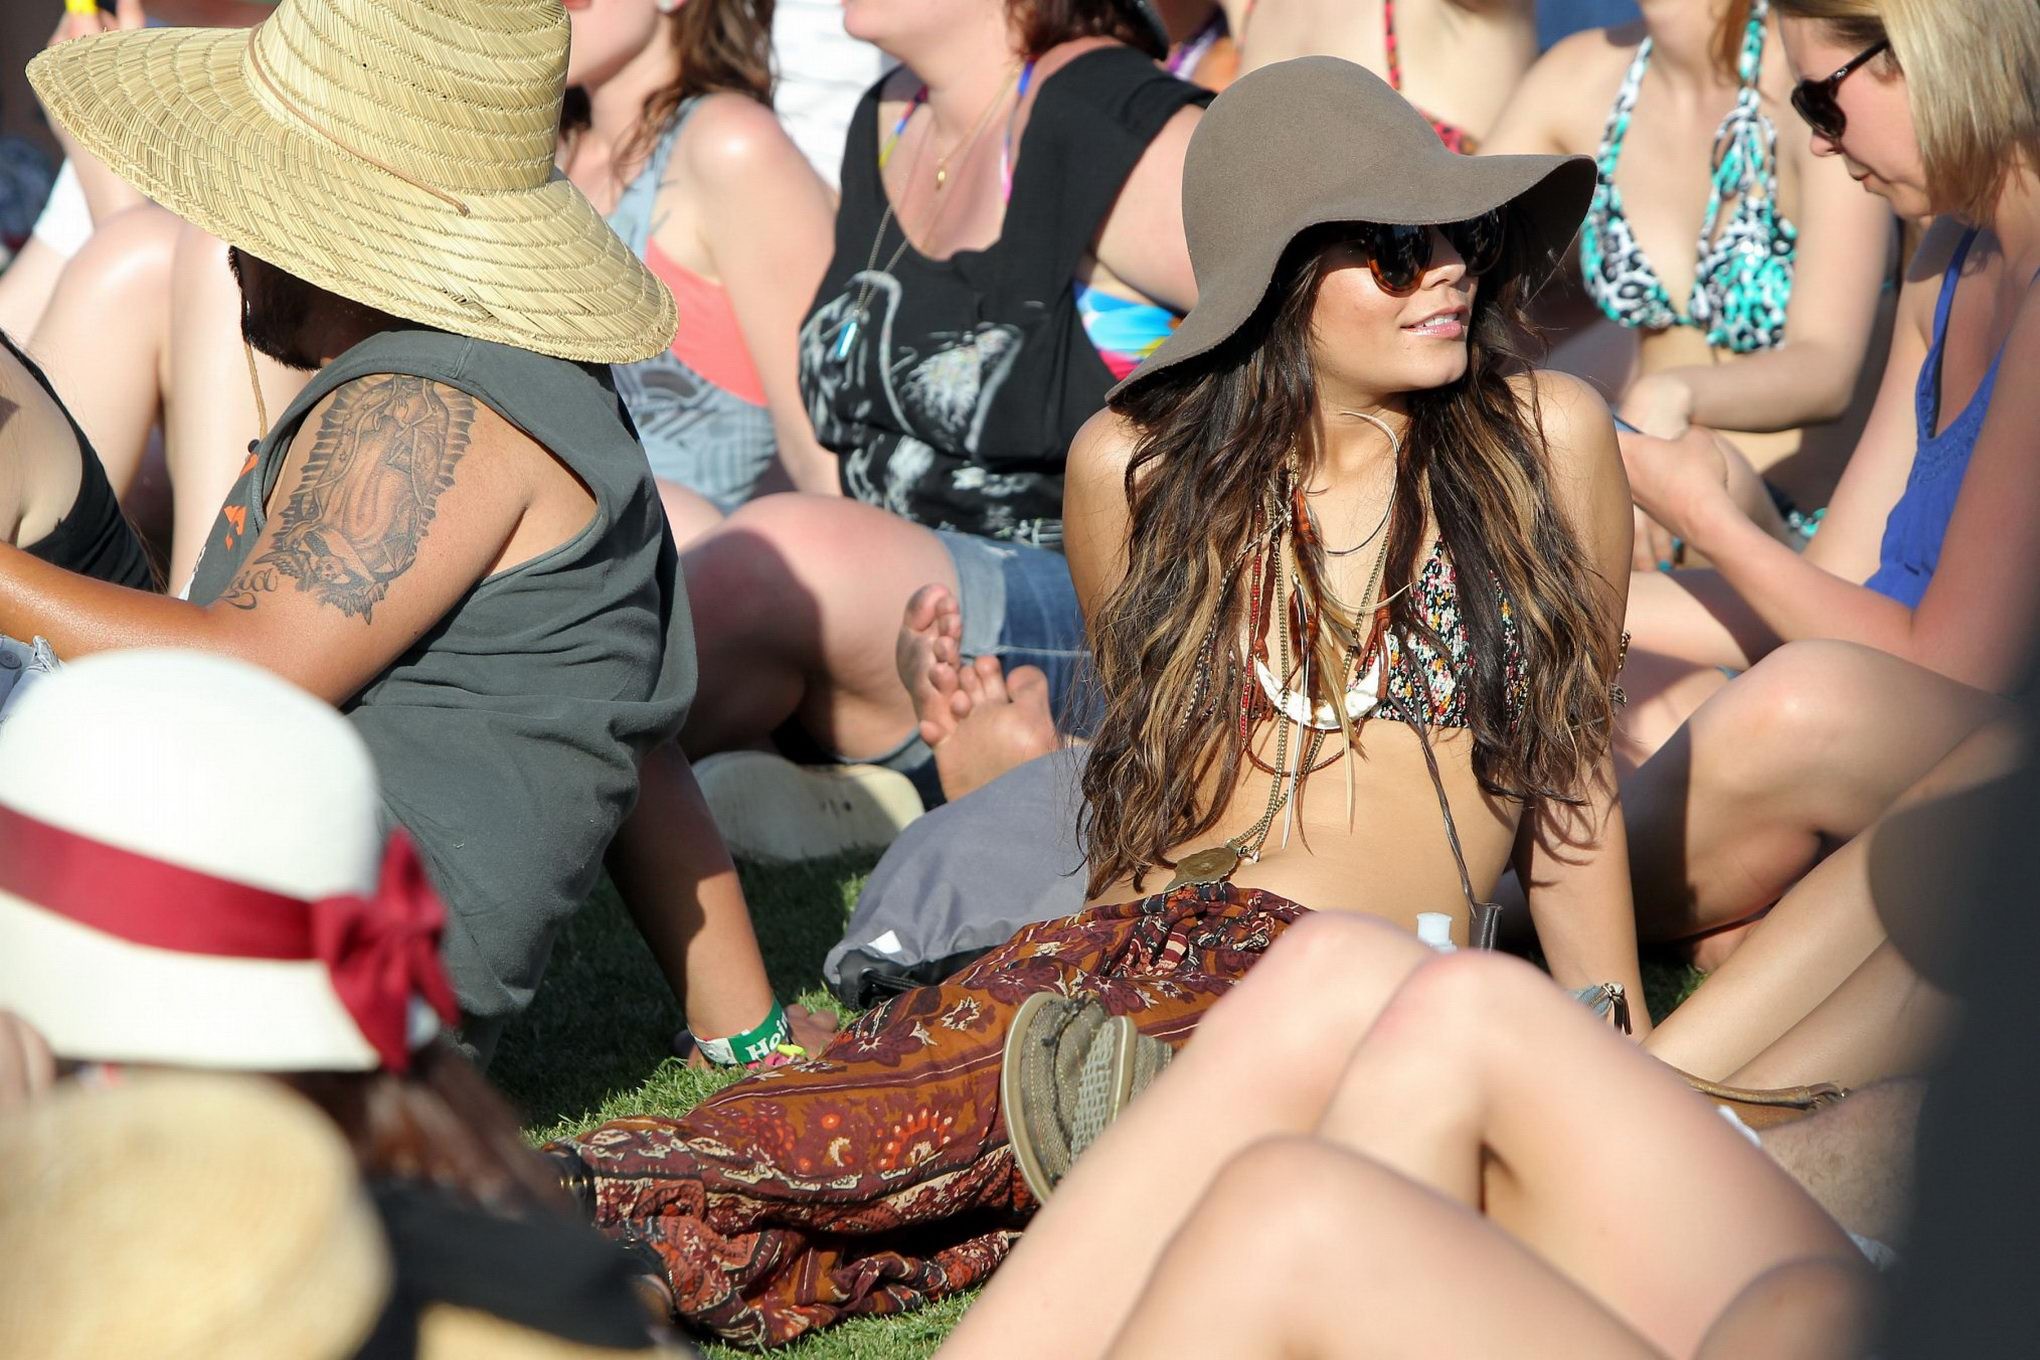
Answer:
[{"left": 0, "top": 0, "right": 2036, "bottom": 1354}]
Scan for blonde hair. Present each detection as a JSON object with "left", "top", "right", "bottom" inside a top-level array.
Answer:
[{"left": 1774, "top": 0, "right": 2040, "bottom": 219}]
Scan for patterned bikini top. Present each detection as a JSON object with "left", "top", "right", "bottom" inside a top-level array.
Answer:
[
  {"left": 1376, "top": 541, "right": 1525, "bottom": 728},
  {"left": 1237, "top": 0, "right": 1476, "bottom": 153},
  {"left": 1382, "top": 0, "right": 1476, "bottom": 154},
  {"left": 1251, "top": 541, "right": 1526, "bottom": 732},
  {"left": 1579, "top": 0, "right": 1797, "bottom": 354}
]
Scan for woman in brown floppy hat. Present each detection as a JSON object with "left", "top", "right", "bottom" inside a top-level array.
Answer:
[
  {"left": 1072, "top": 55, "right": 1641, "bottom": 997},
  {"left": 540, "top": 57, "right": 1647, "bottom": 1346}
]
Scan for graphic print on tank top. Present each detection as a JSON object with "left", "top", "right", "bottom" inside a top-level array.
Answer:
[
  {"left": 797, "top": 49, "right": 1211, "bottom": 547},
  {"left": 801, "top": 272, "right": 1033, "bottom": 529}
]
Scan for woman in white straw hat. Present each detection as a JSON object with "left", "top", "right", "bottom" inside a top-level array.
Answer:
[
  {"left": 0, "top": 648, "right": 565, "bottom": 1212},
  {"left": 0, "top": 0, "right": 830, "bottom": 1068}
]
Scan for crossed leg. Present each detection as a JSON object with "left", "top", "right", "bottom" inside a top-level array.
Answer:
[
  {"left": 1104, "top": 1138, "right": 1667, "bottom": 1360},
  {"left": 1302, "top": 952, "right": 1857, "bottom": 1357},
  {"left": 678, "top": 493, "right": 959, "bottom": 761},
  {"left": 1644, "top": 712, "right": 2017, "bottom": 1081},
  {"left": 1104, "top": 1146, "right": 1869, "bottom": 1360}
]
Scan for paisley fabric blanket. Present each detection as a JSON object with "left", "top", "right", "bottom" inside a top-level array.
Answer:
[{"left": 557, "top": 883, "right": 1307, "bottom": 1345}]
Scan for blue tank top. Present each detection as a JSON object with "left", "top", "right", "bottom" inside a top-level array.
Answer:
[
  {"left": 606, "top": 101, "right": 777, "bottom": 511},
  {"left": 1864, "top": 230, "right": 2006, "bottom": 607}
]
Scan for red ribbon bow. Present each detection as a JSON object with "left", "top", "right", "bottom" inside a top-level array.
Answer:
[
  {"left": 307, "top": 832, "right": 461, "bottom": 1072},
  {"left": 0, "top": 806, "right": 460, "bottom": 1072}
]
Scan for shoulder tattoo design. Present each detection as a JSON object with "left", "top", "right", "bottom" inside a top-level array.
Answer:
[{"left": 223, "top": 374, "right": 476, "bottom": 621}]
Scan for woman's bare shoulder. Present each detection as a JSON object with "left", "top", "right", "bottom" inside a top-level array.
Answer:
[
  {"left": 674, "top": 92, "right": 811, "bottom": 188},
  {"left": 1068, "top": 406, "right": 1144, "bottom": 490},
  {"left": 1510, "top": 368, "right": 1618, "bottom": 470},
  {"left": 1493, "top": 25, "right": 1641, "bottom": 153}
]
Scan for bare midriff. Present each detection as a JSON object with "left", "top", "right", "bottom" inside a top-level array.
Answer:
[{"left": 1085, "top": 718, "right": 1519, "bottom": 947}]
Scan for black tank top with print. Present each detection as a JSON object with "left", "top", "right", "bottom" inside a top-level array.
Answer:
[{"left": 797, "top": 46, "right": 1209, "bottom": 548}]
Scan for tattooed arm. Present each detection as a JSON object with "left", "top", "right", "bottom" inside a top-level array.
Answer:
[{"left": 0, "top": 371, "right": 550, "bottom": 704}]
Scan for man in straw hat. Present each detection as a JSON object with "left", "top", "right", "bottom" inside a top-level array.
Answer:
[{"left": 0, "top": 0, "right": 821, "bottom": 1066}]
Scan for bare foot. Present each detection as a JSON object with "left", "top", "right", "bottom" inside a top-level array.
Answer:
[
  {"left": 896, "top": 584, "right": 969, "bottom": 748},
  {"left": 934, "top": 656, "right": 1060, "bottom": 801},
  {"left": 785, "top": 1002, "right": 840, "bottom": 1058}
]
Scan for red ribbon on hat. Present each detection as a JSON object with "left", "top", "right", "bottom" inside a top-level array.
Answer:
[{"left": 0, "top": 804, "right": 458, "bottom": 1072}]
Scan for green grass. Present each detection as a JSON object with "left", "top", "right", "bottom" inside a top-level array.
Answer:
[
  {"left": 492, "top": 856, "right": 1701, "bottom": 1357},
  {"left": 493, "top": 853, "right": 933, "bottom": 1360},
  {"left": 494, "top": 854, "right": 877, "bottom": 1145}
]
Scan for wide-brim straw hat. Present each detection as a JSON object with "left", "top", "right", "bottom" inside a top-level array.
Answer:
[
  {"left": 27, "top": 0, "right": 676, "bottom": 365},
  {"left": 0, "top": 1073, "right": 389, "bottom": 1360},
  {"left": 1110, "top": 56, "right": 1596, "bottom": 397}
]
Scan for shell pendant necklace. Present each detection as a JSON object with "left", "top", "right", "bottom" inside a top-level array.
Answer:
[
  {"left": 1256, "top": 410, "right": 1402, "bottom": 731},
  {"left": 1162, "top": 464, "right": 1397, "bottom": 893}
]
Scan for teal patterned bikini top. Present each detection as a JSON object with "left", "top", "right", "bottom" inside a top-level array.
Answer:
[{"left": 1579, "top": 0, "right": 1797, "bottom": 354}]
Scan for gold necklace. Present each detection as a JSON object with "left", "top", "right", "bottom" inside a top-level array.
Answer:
[
  {"left": 925, "top": 65, "right": 1023, "bottom": 191},
  {"left": 826, "top": 66, "right": 1021, "bottom": 362},
  {"left": 1160, "top": 486, "right": 1397, "bottom": 892}
]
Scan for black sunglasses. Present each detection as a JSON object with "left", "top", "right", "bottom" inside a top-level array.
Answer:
[
  {"left": 1790, "top": 38, "right": 1890, "bottom": 140},
  {"left": 1351, "top": 211, "right": 1507, "bottom": 296}
]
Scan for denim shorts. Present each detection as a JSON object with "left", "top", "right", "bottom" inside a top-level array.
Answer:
[
  {"left": 937, "top": 529, "right": 1092, "bottom": 726},
  {"left": 784, "top": 531, "right": 1093, "bottom": 805}
]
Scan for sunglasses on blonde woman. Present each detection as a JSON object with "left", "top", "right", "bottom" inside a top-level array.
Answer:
[
  {"left": 1351, "top": 211, "right": 1507, "bottom": 296},
  {"left": 1790, "top": 38, "right": 1890, "bottom": 140}
]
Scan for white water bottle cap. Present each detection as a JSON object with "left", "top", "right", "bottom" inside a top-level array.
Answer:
[{"left": 1416, "top": 912, "right": 1456, "bottom": 952}]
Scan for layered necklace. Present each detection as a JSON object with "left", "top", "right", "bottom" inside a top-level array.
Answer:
[
  {"left": 1256, "top": 412, "right": 1404, "bottom": 729},
  {"left": 1163, "top": 438, "right": 1400, "bottom": 891},
  {"left": 828, "top": 62, "right": 1032, "bottom": 361}
]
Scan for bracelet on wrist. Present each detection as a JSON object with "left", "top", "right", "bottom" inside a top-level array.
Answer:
[{"left": 692, "top": 1000, "right": 798, "bottom": 1068}]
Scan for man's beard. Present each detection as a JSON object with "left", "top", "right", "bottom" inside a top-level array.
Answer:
[{"left": 227, "top": 247, "right": 349, "bottom": 372}]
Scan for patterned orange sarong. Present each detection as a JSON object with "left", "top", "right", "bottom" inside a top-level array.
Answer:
[{"left": 558, "top": 884, "right": 1307, "bottom": 1345}]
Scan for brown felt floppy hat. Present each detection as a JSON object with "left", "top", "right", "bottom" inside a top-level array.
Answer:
[
  {"left": 27, "top": 0, "right": 676, "bottom": 365},
  {"left": 1110, "top": 56, "right": 1596, "bottom": 397}
]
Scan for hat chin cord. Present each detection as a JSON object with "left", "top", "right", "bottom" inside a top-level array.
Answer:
[{"left": 243, "top": 331, "right": 269, "bottom": 454}]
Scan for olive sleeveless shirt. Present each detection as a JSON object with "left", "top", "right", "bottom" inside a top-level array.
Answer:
[{"left": 187, "top": 328, "right": 696, "bottom": 1024}]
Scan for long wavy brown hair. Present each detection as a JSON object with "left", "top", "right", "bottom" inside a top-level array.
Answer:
[{"left": 1080, "top": 218, "right": 1622, "bottom": 896}]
